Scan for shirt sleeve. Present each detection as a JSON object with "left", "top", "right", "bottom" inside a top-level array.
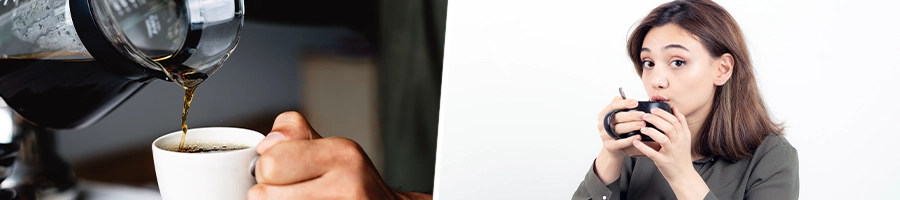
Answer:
[
  {"left": 703, "top": 191, "right": 720, "bottom": 200},
  {"left": 744, "top": 136, "right": 800, "bottom": 200},
  {"left": 572, "top": 158, "right": 633, "bottom": 200}
]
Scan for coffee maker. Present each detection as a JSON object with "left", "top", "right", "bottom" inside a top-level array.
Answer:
[{"left": 0, "top": 0, "right": 244, "bottom": 199}]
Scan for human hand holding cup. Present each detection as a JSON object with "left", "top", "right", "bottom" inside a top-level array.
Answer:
[
  {"left": 602, "top": 100, "right": 671, "bottom": 157},
  {"left": 248, "top": 111, "right": 403, "bottom": 199},
  {"left": 152, "top": 127, "right": 264, "bottom": 200}
]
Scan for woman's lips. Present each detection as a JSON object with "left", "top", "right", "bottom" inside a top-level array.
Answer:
[{"left": 651, "top": 95, "right": 669, "bottom": 102}]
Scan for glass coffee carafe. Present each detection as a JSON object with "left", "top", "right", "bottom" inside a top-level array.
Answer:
[
  {"left": 0, "top": 0, "right": 244, "bottom": 130},
  {"left": 0, "top": 0, "right": 244, "bottom": 199}
]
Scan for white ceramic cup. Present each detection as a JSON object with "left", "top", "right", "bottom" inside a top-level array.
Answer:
[{"left": 151, "top": 127, "right": 264, "bottom": 200}]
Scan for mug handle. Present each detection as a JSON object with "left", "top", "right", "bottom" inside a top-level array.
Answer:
[
  {"left": 249, "top": 155, "right": 259, "bottom": 178},
  {"left": 603, "top": 110, "right": 625, "bottom": 139}
]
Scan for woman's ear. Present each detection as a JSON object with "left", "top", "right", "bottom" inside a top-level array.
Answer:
[{"left": 714, "top": 53, "right": 734, "bottom": 86}]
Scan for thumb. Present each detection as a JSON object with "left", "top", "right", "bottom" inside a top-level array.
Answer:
[
  {"left": 257, "top": 111, "right": 322, "bottom": 154},
  {"left": 270, "top": 111, "right": 322, "bottom": 140}
]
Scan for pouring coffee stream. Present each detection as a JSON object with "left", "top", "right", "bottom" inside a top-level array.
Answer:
[{"left": 179, "top": 84, "right": 197, "bottom": 152}]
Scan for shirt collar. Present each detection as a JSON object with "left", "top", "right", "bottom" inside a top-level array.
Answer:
[{"left": 692, "top": 155, "right": 716, "bottom": 164}]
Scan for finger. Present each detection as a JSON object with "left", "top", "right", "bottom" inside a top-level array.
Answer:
[
  {"left": 249, "top": 173, "right": 382, "bottom": 200},
  {"left": 639, "top": 126, "right": 670, "bottom": 145},
  {"left": 610, "top": 96, "right": 639, "bottom": 110},
  {"left": 614, "top": 121, "right": 646, "bottom": 134},
  {"left": 623, "top": 146, "right": 646, "bottom": 158},
  {"left": 249, "top": 183, "right": 311, "bottom": 200},
  {"left": 270, "top": 111, "right": 322, "bottom": 140},
  {"left": 255, "top": 137, "right": 364, "bottom": 185},
  {"left": 598, "top": 96, "right": 639, "bottom": 128},
  {"left": 672, "top": 107, "right": 690, "bottom": 138},
  {"left": 259, "top": 111, "right": 323, "bottom": 154},
  {"left": 606, "top": 135, "right": 642, "bottom": 150},
  {"left": 632, "top": 139, "right": 663, "bottom": 160},
  {"left": 256, "top": 132, "right": 286, "bottom": 155},
  {"left": 249, "top": 179, "right": 342, "bottom": 200},
  {"left": 650, "top": 108, "right": 682, "bottom": 139},
  {"left": 599, "top": 96, "right": 621, "bottom": 120},
  {"left": 642, "top": 113, "right": 677, "bottom": 139},
  {"left": 614, "top": 111, "right": 647, "bottom": 124},
  {"left": 651, "top": 108, "right": 680, "bottom": 130}
]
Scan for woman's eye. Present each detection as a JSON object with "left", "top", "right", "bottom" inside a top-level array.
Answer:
[
  {"left": 670, "top": 60, "right": 686, "bottom": 67},
  {"left": 641, "top": 61, "right": 655, "bottom": 68}
]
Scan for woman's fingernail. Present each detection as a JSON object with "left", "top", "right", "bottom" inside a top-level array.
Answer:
[
  {"left": 643, "top": 114, "right": 651, "bottom": 119},
  {"left": 640, "top": 127, "right": 647, "bottom": 132},
  {"left": 630, "top": 101, "right": 638, "bottom": 106},
  {"left": 264, "top": 132, "right": 285, "bottom": 141},
  {"left": 256, "top": 132, "right": 285, "bottom": 153}
]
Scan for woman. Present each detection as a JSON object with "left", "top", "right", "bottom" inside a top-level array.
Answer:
[{"left": 572, "top": 0, "right": 799, "bottom": 199}]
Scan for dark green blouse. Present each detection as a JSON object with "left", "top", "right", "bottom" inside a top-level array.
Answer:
[{"left": 572, "top": 134, "right": 799, "bottom": 200}]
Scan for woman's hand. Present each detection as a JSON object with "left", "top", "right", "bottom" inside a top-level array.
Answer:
[
  {"left": 597, "top": 96, "right": 646, "bottom": 158},
  {"left": 593, "top": 96, "right": 646, "bottom": 184},
  {"left": 631, "top": 107, "right": 709, "bottom": 199}
]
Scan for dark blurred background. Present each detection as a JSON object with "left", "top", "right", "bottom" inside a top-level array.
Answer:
[{"left": 59, "top": 0, "right": 446, "bottom": 195}]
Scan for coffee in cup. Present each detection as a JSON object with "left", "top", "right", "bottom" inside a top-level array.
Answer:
[{"left": 158, "top": 142, "right": 250, "bottom": 153}]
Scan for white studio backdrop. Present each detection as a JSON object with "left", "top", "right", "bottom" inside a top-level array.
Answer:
[{"left": 435, "top": 0, "right": 900, "bottom": 200}]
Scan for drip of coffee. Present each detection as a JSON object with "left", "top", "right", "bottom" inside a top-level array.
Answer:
[
  {"left": 178, "top": 85, "right": 196, "bottom": 152},
  {"left": 160, "top": 142, "right": 249, "bottom": 153}
]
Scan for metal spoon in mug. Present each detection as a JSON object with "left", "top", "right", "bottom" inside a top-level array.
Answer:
[{"left": 619, "top": 87, "right": 627, "bottom": 100}]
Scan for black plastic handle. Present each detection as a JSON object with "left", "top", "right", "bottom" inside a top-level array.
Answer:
[{"left": 603, "top": 109, "right": 625, "bottom": 139}]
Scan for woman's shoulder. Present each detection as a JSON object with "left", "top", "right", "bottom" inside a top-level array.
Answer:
[
  {"left": 752, "top": 133, "right": 798, "bottom": 161},
  {"left": 743, "top": 133, "right": 800, "bottom": 193}
]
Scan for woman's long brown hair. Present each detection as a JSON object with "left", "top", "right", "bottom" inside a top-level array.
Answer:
[{"left": 626, "top": 0, "right": 784, "bottom": 161}]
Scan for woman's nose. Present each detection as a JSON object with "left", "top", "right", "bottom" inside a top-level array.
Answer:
[{"left": 651, "top": 74, "right": 668, "bottom": 89}]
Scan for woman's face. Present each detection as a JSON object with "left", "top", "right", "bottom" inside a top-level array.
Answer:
[{"left": 638, "top": 23, "right": 726, "bottom": 121}]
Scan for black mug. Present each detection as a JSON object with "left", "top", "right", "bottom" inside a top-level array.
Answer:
[{"left": 603, "top": 101, "right": 672, "bottom": 142}]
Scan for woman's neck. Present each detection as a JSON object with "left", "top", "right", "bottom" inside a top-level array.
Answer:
[{"left": 686, "top": 99, "right": 714, "bottom": 161}]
